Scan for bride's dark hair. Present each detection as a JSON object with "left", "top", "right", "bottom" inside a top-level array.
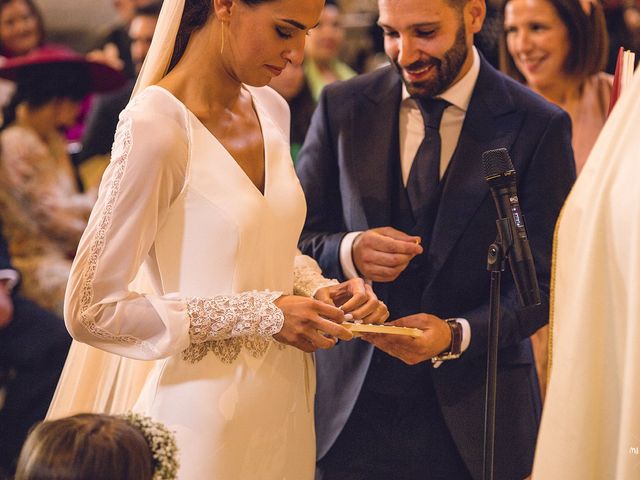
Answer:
[{"left": 168, "top": 0, "right": 274, "bottom": 72}]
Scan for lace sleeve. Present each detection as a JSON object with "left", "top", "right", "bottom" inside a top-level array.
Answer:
[
  {"left": 182, "top": 291, "right": 285, "bottom": 363},
  {"left": 65, "top": 97, "right": 192, "bottom": 361},
  {"left": 187, "top": 291, "right": 284, "bottom": 342},
  {"left": 293, "top": 253, "right": 338, "bottom": 297}
]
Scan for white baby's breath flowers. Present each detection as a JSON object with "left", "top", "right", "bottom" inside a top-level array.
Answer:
[{"left": 120, "top": 412, "right": 179, "bottom": 480}]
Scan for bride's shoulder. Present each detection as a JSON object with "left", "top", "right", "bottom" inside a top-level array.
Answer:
[
  {"left": 111, "top": 86, "right": 189, "bottom": 161},
  {"left": 120, "top": 86, "right": 189, "bottom": 133}
]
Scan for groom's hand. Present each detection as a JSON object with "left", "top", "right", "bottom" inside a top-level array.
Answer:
[
  {"left": 360, "top": 314, "right": 451, "bottom": 365},
  {"left": 352, "top": 227, "right": 423, "bottom": 282}
]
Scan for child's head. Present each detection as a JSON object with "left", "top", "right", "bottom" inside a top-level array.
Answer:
[{"left": 15, "top": 413, "right": 178, "bottom": 480}]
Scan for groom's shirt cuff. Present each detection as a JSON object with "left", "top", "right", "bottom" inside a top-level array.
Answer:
[
  {"left": 459, "top": 318, "right": 471, "bottom": 352},
  {"left": 339, "top": 231, "right": 363, "bottom": 280},
  {"left": 0, "top": 269, "right": 19, "bottom": 292}
]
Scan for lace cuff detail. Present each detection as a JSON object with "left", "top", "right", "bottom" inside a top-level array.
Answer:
[
  {"left": 293, "top": 255, "right": 338, "bottom": 298},
  {"left": 182, "top": 291, "right": 284, "bottom": 364}
]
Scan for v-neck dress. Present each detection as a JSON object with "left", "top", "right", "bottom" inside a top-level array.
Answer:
[{"left": 57, "top": 85, "right": 334, "bottom": 479}]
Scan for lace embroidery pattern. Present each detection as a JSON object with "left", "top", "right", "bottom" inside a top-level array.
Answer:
[
  {"left": 182, "top": 291, "right": 285, "bottom": 364},
  {"left": 293, "top": 256, "right": 338, "bottom": 298},
  {"left": 78, "top": 116, "right": 151, "bottom": 351}
]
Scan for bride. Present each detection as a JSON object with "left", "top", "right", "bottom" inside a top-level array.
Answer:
[{"left": 48, "top": 0, "right": 388, "bottom": 478}]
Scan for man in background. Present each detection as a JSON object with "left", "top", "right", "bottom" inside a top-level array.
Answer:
[
  {"left": 78, "top": 2, "right": 160, "bottom": 187},
  {"left": 89, "top": 0, "right": 159, "bottom": 78}
]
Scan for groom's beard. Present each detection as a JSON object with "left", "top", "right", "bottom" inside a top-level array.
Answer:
[{"left": 392, "top": 21, "right": 468, "bottom": 100}]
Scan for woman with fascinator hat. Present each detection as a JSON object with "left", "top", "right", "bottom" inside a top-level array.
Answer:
[
  {"left": 49, "top": 0, "right": 388, "bottom": 478},
  {"left": 0, "top": 49, "right": 125, "bottom": 317}
]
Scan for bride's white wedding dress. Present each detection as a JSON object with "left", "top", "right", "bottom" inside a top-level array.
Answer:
[{"left": 49, "top": 85, "right": 334, "bottom": 479}]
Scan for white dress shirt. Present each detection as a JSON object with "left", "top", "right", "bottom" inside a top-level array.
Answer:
[
  {"left": 338, "top": 48, "right": 482, "bottom": 353},
  {"left": 0, "top": 269, "right": 19, "bottom": 292}
]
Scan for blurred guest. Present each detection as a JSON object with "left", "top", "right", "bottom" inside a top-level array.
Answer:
[
  {"left": 271, "top": 0, "right": 356, "bottom": 160},
  {"left": 0, "top": 0, "right": 48, "bottom": 107},
  {"left": 501, "top": 0, "right": 610, "bottom": 399},
  {"left": 0, "top": 0, "right": 43, "bottom": 58},
  {"left": 269, "top": 62, "right": 316, "bottom": 161},
  {"left": 0, "top": 220, "right": 70, "bottom": 478},
  {"left": 0, "top": 49, "right": 124, "bottom": 317},
  {"left": 0, "top": 0, "right": 96, "bottom": 143},
  {"left": 304, "top": 0, "right": 356, "bottom": 101},
  {"left": 502, "top": 0, "right": 611, "bottom": 174},
  {"left": 15, "top": 413, "right": 178, "bottom": 480},
  {"left": 603, "top": 0, "right": 640, "bottom": 72},
  {"left": 474, "top": 0, "right": 503, "bottom": 68},
  {"left": 89, "top": 0, "right": 159, "bottom": 79},
  {"left": 79, "top": 2, "right": 160, "bottom": 187}
]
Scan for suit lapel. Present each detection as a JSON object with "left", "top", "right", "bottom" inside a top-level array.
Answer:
[
  {"left": 425, "top": 61, "right": 525, "bottom": 285},
  {"left": 347, "top": 67, "right": 402, "bottom": 229}
]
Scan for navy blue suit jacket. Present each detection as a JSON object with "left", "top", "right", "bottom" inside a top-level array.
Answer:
[{"left": 297, "top": 59, "right": 576, "bottom": 480}]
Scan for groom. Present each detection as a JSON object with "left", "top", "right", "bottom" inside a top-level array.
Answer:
[{"left": 296, "top": 0, "right": 576, "bottom": 478}]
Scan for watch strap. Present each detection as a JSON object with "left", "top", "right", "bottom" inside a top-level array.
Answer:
[{"left": 431, "top": 318, "right": 463, "bottom": 363}]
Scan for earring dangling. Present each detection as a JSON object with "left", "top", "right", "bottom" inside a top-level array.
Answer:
[{"left": 220, "top": 21, "right": 226, "bottom": 55}]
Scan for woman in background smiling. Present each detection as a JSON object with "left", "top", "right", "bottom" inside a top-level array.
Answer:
[{"left": 501, "top": 0, "right": 611, "bottom": 175}]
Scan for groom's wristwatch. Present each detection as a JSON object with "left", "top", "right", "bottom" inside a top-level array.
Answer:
[{"left": 431, "top": 319, "right": 463, "bottom": 364}]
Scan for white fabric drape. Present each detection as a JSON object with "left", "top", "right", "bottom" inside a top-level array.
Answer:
[{"left": 533, "top": 68, "right": 640, "bottom": 479}]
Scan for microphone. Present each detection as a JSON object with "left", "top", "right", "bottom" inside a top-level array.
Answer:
[{"left": 482, "top": 148, "right": 541, "bottom": 307}]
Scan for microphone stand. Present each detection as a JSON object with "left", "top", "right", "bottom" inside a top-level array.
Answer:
[{"left": 483, "top": 217, "right": 512, "bottom": 480}]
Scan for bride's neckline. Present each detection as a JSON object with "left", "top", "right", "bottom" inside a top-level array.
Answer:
[{"left": 146, "top": 85, "right": 270, "bottom": 198}]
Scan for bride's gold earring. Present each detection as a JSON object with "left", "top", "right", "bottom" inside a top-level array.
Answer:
[{"left": 220, "top": 21, "right": 226, "bottom": 55}]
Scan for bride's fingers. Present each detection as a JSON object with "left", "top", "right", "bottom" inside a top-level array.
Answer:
[
  {"left": 313, "top": 316, "right": 353, "bottom": 341},
  {"left": 305, "top": 331, "right": 336, "bottom": 350},
  {"left": 295, "top": 337, "right": 317, "bottom": 353}
]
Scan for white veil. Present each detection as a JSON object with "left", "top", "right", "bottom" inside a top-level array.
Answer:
[
  {"left": 47, "top": 0, "right": 188, "bottom": 420},
  {"left": 132, "top": 0, "right": 186, "bottom": 97}
]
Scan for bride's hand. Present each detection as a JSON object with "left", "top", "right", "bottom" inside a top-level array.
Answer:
[
  {"left": 315, "top": 278, "right": 389, "bottom": 325},
  {"left": 273, "top": 296, "right": 353, "bottom": 352}
]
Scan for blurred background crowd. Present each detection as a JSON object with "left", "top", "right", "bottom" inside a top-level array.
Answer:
[{"left": 0, "top": 0, "right": 639, "bottom": 478}]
